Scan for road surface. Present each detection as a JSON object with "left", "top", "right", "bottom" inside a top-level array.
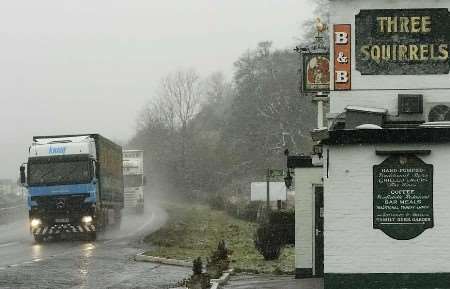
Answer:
[{"left": 0, "top": 206, "right": 191, "bottom": 289}]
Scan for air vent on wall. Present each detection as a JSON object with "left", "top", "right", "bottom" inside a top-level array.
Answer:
[
  {"left": 428, "top": 105, "right": 450, "bottom": 122},
  {"left": 398, "top": 94, "right": 423, "bottom": 114}
]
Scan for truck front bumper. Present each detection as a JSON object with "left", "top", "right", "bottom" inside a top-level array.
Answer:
[{"left": 32, "top": 223, "right": 96, "bottom": 236}]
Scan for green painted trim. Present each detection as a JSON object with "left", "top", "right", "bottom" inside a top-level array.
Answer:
[
  {"left": 325, "top": 273, "right": 450, "bottom": 289},
  {"left": 295, "top": 268, "right": 313, "bottom": 279}
]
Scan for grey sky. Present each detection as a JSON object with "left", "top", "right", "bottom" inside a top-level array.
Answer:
[{"left": 0, "top": 0, "right": 315, "bottom": 179}]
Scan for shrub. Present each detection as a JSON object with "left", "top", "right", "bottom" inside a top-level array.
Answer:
[
  {"left": 208, "top": 194, "right": 226, "bottom": 210},
  {"left": 207, "top": 240, "right": 232, "bottom": 278},
  {"left": 254, "top": 222, "right": 283, "bottom": 260},
  {"left": 187, "top": 257, "right": 210, "bottom": 289},
  {"left": 193, "top": 257, "right": 203, "bottom": 275},
  {"left": 268, "top": 210, "right": 295, "bottom": 245}
]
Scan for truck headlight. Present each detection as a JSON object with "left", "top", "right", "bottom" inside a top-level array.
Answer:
[
  {"left": 30, "top": 219, "right": 42, "bottom": 228},
  {"left": 81, "top": 216, "right": 93, "bottom": 224}
]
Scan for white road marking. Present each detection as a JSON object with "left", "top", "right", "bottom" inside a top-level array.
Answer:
[
  {"left": 1, "top": 259, "right": 43, "bottom": 270},
  {"left": 0, "top": 242, "right": 19, "bottom": 248}
]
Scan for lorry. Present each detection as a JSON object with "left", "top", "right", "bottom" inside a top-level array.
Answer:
[
  {"left": 19, "top": 134, "right": 124, "bottom": 242},
  {"left": 122, "top": 150, "right": 145, "bottom": 213}
]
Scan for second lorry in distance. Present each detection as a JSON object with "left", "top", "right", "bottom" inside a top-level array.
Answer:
[
  {"left": 20, "top": 134, "right": 124, "bottom": 242},
  {"left": 122, "top": 150, "right": 145, "bottom": 213}
]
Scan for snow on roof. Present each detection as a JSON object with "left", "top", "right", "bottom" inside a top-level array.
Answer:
[
  {"left": 33, "top": 135, "right": 92, "bottom": 145},
  {"left": 345, "top": 106, "right": 388, "bottom": 114}
]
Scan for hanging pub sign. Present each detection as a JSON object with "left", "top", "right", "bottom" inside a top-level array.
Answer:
[
  {"left": 334, "top": 24, "right": 351, "bottom": 90},
  {"left": 303, "top": 53, "right": 330, "bottom": 92},
  {"left": 356, "top": 9, "right": 450, "bottom": 75},
  {"left": 373, "top": 154, "right": 433, "bottom": 240}
]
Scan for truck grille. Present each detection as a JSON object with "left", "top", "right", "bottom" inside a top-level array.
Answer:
[
  {"left": 30, "top": 194, "right": 93, "bottom": 226},
  {"left": 32, "top": 194, "right": 88, "bottom": 210}
]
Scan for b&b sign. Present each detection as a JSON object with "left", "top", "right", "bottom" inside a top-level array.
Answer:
[{"left": 334, "top": 24, "right": 351, "bottom": 90}]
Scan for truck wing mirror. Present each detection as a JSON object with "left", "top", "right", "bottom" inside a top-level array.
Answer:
[{"left": 20, "top": 165, "right": 26, "bottom": 185}]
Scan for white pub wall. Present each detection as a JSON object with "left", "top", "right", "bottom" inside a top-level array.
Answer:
[{"left": 323, "top": 143, "right": 450, "bottom": 273}]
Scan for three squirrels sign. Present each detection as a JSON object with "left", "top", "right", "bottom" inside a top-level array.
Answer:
[{"left": 356, "top": 9, "right": 450, "bottom": 75}]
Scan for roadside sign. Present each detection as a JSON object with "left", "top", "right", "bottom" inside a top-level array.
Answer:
[
  {"left": 251, "top": 182, "right": 287, "bottom": 201},
  {"left": 269, "top": 169, "right": 285, "bottom": 178}
]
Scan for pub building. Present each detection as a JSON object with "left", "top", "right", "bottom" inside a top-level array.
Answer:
[{"left": 290, "top": 0, "right": 450, "bottom": 288}]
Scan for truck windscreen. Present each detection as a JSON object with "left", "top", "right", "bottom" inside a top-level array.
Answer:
[
  {"left": 124, "top": 175, "right": 143, "bottom": 187},
  {"left": 28, "top": 159, "right": 93, "bottom": 186}
]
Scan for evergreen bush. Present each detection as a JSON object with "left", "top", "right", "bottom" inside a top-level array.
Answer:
[
  {"left": 254, "top": 222, "right": 283, "bottom": 260},
  {"left": 206, "top": 240, "right": 232, "bottom": 279},
  {"left": 269, "top": 210, "right": 295, "bottom": 245},
  {"left": 187, "top": 257, "right": 210, "bottom": 289},
  {"left": 208, "top": 194, "right": 226, "bottom": 210}
]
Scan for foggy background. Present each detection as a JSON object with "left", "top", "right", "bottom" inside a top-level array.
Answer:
[{"left": 0, "top": 0, "right": 316, "bottom": 180}]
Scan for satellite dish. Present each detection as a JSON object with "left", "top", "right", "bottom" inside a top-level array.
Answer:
[
  {"left": 355, "top": 124, "right": 382, "bottom": 130},
  {"left": 428, "top": 105, "right": 450, "bottom": 122}
]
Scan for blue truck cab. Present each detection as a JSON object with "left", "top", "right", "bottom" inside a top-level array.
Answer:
[{"left": 20, "top": 134, "right": 124, "bottom": 242}]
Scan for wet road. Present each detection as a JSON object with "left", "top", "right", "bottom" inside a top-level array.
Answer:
[{"left": 0, "top": 206, "right": 191, "bottom": 289}]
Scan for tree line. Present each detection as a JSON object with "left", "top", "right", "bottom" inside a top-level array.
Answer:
[{"left": 127, "top": 40, "right": 318, "bottom": 201}]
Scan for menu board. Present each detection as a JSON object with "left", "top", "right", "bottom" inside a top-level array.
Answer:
[{"left": 373, "top": 154, "right": 433, "bottom": 240}]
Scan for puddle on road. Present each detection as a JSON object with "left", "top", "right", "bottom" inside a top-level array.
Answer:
[{"left": 0, "top": 203, "right": 167, "bottom": 249}]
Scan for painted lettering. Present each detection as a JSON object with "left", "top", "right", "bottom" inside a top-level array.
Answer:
[
  {"left": 377, "top": 16, "right": 433, "bottom": 33},
  {"left": 360, "top": 44, "right": 449, "bottom": 63},
  {"left": 335, "top": 71, "right": 349, "bottom": 83},
  {"left": 48, "top": 146, "right": 66, "bottom": 154},
  {"left": 439, "top": 44, "right": 449, "bottom": 60},
  {"left": 335, "top": 32, "right": 348, "bottom": 44},
  {"left": 360, "top": 45, "right": 371, "bottom": 60}
]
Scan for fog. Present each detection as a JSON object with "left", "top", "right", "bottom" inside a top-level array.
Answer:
[{"left": 0, "top": 0, "right": 315, "bottom": 179}]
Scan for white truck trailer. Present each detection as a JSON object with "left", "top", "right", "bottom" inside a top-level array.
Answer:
[{"left": 122, "top": 150, "right": 145, "bottom": 213}]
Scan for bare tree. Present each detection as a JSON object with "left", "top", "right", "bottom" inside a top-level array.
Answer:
[
  {"left": 160, "top": 69, "right": 202, "bottom": 128},
  {"left": 203, "top": 72, "right": 233, "bottom": 104},
  {"left": 159, "top": 69, "right": 202, "bottom": 185},
  {"left": 137, "top": 97, "right": 175, "bottom": 132}
]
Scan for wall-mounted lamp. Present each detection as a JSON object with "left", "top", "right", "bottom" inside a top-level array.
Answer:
[{"left": 313, "top": 144, "right": 323, "bottom": 158}]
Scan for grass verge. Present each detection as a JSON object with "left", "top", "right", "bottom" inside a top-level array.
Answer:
[{"left": 143, "top": 202, "right": 294, "bottom": 274}]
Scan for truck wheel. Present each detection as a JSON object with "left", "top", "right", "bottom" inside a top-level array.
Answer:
[{"left": 34, "top": 235, "right": 44, "bottom": 243}]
